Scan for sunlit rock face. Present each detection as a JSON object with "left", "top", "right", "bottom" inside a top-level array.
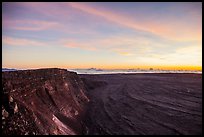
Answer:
[{"left": 2, "top": 68, "right": 89, "bottom": 135}]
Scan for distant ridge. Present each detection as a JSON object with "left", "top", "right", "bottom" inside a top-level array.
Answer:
[{"left": 2, "top": 68, "right": 17, "bottom": 72}]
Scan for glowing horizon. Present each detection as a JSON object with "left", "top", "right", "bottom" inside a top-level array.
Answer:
[
  {"left": 2, "top": 2, "right": 202, "bottom": 71},
  {"left": 3, "top": 64, "right": 202, "bottom": 71}
]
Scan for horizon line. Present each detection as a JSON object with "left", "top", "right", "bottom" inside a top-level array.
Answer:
[{"left": 2, "top": 67, "right": 202, "bottom": 71}]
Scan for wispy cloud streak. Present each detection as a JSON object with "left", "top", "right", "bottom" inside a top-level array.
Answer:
[
  {"left": 68, "top": 2, "right": 201, "bottom": 41},
  {"left": 3, "top": 19, "right": 61, "bottom": 31},
  {"left": 3, "top": 36, "right": 48, "bottom": 47}
]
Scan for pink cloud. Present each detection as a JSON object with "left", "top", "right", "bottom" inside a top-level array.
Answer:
[
  {"left": 60, "top": 35, "right": 151, "bottom": 55},
  {"left": 3, "top": 19, "right": 61, "bottom": 31},
  {"left": 3, "top": 3, "right": 200, "bottom": 41},
  {"left": 68, "top": 2, "right": 201, "bottom": 41},
  {"left": 2, "top": 36, "right": 48, "bottom": 47}
]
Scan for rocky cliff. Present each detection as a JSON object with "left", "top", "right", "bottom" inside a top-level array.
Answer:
[{"left": 2, "top": 68, "right": 89, "bottom": 135}]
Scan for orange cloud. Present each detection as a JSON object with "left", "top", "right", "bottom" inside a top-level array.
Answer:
[{"left": 118, "top": 52, "right": 134, "bottom": 56}]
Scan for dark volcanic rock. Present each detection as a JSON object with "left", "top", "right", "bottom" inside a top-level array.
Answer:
[
  {"left": 80, "top": 73, "right": 202, "bottom": 135},
  {"left": 2, "top": 68, "right": 89, "bottom": 135}
]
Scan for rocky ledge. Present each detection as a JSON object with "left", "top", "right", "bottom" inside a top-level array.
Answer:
[{"left": 2, "top": 68, "right": 89, "bottom": 135}]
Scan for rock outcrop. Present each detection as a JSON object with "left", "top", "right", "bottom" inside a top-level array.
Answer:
[{"left": 2, "top": 68, "right": 89, "bottom": 135}]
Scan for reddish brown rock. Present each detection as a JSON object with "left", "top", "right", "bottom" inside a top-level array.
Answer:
[{"left": 2, "top": 68, "right": 89, "bottom": 135}]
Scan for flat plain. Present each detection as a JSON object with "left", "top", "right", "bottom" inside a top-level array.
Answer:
[{"left": 80, "top": 73, "right": 202, "bottom": 135}]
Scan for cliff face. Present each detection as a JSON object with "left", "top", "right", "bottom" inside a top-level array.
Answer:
[{"left": 2, "top": 68, "right": 89, "bottom": 135}]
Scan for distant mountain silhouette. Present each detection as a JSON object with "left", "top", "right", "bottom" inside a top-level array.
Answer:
[{"left": 2, "top": 68, "right": 17, "bottom": 72}]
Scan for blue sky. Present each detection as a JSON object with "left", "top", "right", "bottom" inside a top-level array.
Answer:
[{"left": 2, "top": 2, "right": 202, "bottom": 70}]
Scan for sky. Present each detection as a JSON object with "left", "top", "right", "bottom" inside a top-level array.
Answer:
[{"left": 2, "top": 2, "right": 202, "bottom": 70}]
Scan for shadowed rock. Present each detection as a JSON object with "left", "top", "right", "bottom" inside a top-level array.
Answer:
[{"left": 2, "top": 68, "right": 89, "bottom": 135}]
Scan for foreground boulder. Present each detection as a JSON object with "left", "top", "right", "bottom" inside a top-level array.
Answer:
[{"left": 2, "top": 68, "right": 89, "bottom": 135}]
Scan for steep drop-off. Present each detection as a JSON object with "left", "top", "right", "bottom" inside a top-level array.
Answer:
[{"left": 2, "top": 68, "right": 89, "bottom": 135}]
